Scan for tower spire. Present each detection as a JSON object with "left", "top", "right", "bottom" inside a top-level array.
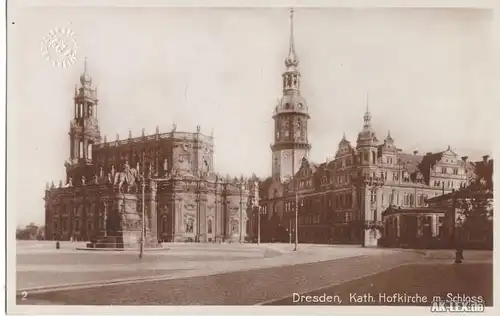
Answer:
[
  {"left": 363, "top": 92, "right": 372, "bottom": 129},
  {"left": 80, "top": 57, "right": 92, "bottom": 86},
  {"left": 285, "top": 8, "right": 298, "bottom": 68},
  {"left": 365, "top": 92, "right": 370, "bottom": 113}
]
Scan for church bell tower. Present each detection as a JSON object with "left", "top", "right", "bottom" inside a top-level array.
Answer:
[
  {"left": 271, "top": 8, "right": 311, "bottom": 182},
  {"left": 66, "top": 58, "right": 101, "bottom": 185}
]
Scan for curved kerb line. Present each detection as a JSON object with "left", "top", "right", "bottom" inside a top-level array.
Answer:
[
  {"left": 16, "top": 255, "right": 370, "bottom": 296},
  {"left": 255, "top": 261, "right": 417, "bottom": 306}
]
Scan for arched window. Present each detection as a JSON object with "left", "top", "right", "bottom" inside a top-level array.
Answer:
[
  {"left": 372, "top": 151, "right": 376, "bottom": 164},
  {"left": 87, "top": 143, "right": 92, "bottom": 160},
  {"left": 79, "top": 141, "right": 84, "bottom": 158}
]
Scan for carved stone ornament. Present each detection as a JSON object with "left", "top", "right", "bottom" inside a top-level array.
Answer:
[
  {"left": 184, "top": 201, "right": 196, "bottom": 211},
  {"left": 184, "top": 215, "right": 195, "bottom": 233}
]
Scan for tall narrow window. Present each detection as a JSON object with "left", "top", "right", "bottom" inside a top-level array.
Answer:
[
  {"left": 87, "top": 143, "right": 92, "bottom": 160},
  {"left": 79, "top": 141, "right": 84, "bottom": 158}
]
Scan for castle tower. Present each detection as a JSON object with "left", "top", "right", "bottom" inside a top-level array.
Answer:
[
  {"left": 66, "top": 58, "right": 101, "bottom": 185},
  {"left": 356, "top": 99, "right": 379, "bottom": 173},
  {"left": 271, "top": 8, "right": 311, "bottom": 182},
  {"left": 355, "top": 99, "right": 383, "bottom": 247}
]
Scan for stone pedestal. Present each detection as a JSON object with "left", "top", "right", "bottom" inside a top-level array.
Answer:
[
  {"left": 363, "top": 229, "right": 380, "bottom": 247},
  {"left": 87, "top": 193, "right": 161, "bottom": 250},
  {"left": 118, "top": 193, "right": 142, "bottom": 248}
]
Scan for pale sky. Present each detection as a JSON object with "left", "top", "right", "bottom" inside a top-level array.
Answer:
[{"left": 8, "top": 7, "right": 494, "bottom": 226}]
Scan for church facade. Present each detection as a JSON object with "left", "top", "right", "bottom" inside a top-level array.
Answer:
[
  {"left": 255, "top": 9, "right": 480, "bottom": 247},
  {"left": 44, "top": 61, "right": 259, "bottom": 243}
]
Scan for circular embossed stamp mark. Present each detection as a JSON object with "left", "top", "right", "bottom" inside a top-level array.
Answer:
[{"left": 40, "top": 27, "right": 78, "bottom": 68}]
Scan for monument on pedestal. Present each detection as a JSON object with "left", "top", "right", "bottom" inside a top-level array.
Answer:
[{"left": 85, "top": 161, "right": 161, "bottom": 250}]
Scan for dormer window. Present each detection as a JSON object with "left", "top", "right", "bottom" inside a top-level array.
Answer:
[{"left": 285, "top": 103, "right": 290, "bottom": 109}]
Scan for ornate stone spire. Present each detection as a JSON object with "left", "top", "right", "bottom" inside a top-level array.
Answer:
[
  {"left": 363, "top": 93, "right": 372, "bottom": 129},
  {"left": 386, "top": 130, "right": 394, "bottom": 142},
  {"left": 80, "top": 57, "right": 92, "bottom": 86},
  {"left": 284, "top": 8, "right": 298, "bottom": 69}
]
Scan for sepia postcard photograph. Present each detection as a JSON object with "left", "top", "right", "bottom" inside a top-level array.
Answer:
[{"left": 4, "top": 0, "right": 498, "bottom": 315}]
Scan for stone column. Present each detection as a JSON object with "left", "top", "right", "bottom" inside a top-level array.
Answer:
[
  {"left": 431, "top": 214, "right": 437, "bottom": 237},
  {"left": 149, "top": 180, "right": 158, "bottom": 242},
  {"left": 375, "top": 187, "right": 382, "bottom": 222},
  {"left": 351, "top": 187, "right": 357, "bottom": 212},
  {"left": 363, "top": 185, "right": 377, "bottom": 247},
  {"left": 174, "top": 195, "right": 183, "bottom": 241},
  {"left": 213, "top": 189, "right": 220, "bottom": 242},
  {"left": 416, "top": 216, "right": 422, "bottom": 237},
  {"left": 83, "top": 139, "right": 88, "bottom": 160},
  {"left": 199, "top": 194, "right": 207, "bottom": 242},
  {"left": 74, "top": 139, "right": 79, "bottom": 160},
  {"left": 396, "top": 214, "right": 401, "bottom": 238},
  {"left": 364, "top": 186, "right": 371, "bottom": 221}
]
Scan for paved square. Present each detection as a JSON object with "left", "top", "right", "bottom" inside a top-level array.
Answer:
[{"left": 16, "top": 241, "right": 397, "bottom": 292}]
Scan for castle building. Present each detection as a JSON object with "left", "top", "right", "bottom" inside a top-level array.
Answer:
[
  {"left": 44, "top": 60, "right": 259, "bottom": 243},
  {"left": 255, "top": 9, "right": 480, "bottom": 247}
]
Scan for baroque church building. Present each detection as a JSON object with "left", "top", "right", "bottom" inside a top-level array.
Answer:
[
  {"left": 255, "top": 9, "right": 481, "bottom": 247},
  {"left": 44, "top": 60, "right": 260, "bottom": 244}
]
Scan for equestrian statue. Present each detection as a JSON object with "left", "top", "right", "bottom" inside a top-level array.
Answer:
[{"left": 114, "top": 161, "right": 139, "bottom": 193}]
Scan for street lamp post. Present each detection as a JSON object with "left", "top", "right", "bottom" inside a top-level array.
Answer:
[
  {"left": 292, "top": 150, "right": 299, "bottom": 252},
  {"left": 252, "top": 180, "right": 260, "bottom": 245},
  {"left": 103, "top": 200, "right": 107, "bottom": 237},
  {"left": 288, "top": 220, "right": 292, "bottom": 244},
  {"left": 239, "top": 178, "right": 245, "bottom": 243},
  {"left": 139, "top": 154, "right": 146, "bottom": 259},
  {"left": 72, "top": 190, "right": 76, "bottom": 242},
  {"left": 139, "top": 177, "right": 145, "bottom": 258},
  {"left": 170, "top": 175, "right": 175, "bottom": 243},
  {"left": 294, "top": 186, "right": 298, "bottom": 251},
  {"left": 455, "top": 209, "right": 465, "bottom": 264},
  {"left": 214, "top": 175, "right": 218, "bottom": 244},
  {"left": 257, "top": 205, "right": 261, "bottom": 245}
]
